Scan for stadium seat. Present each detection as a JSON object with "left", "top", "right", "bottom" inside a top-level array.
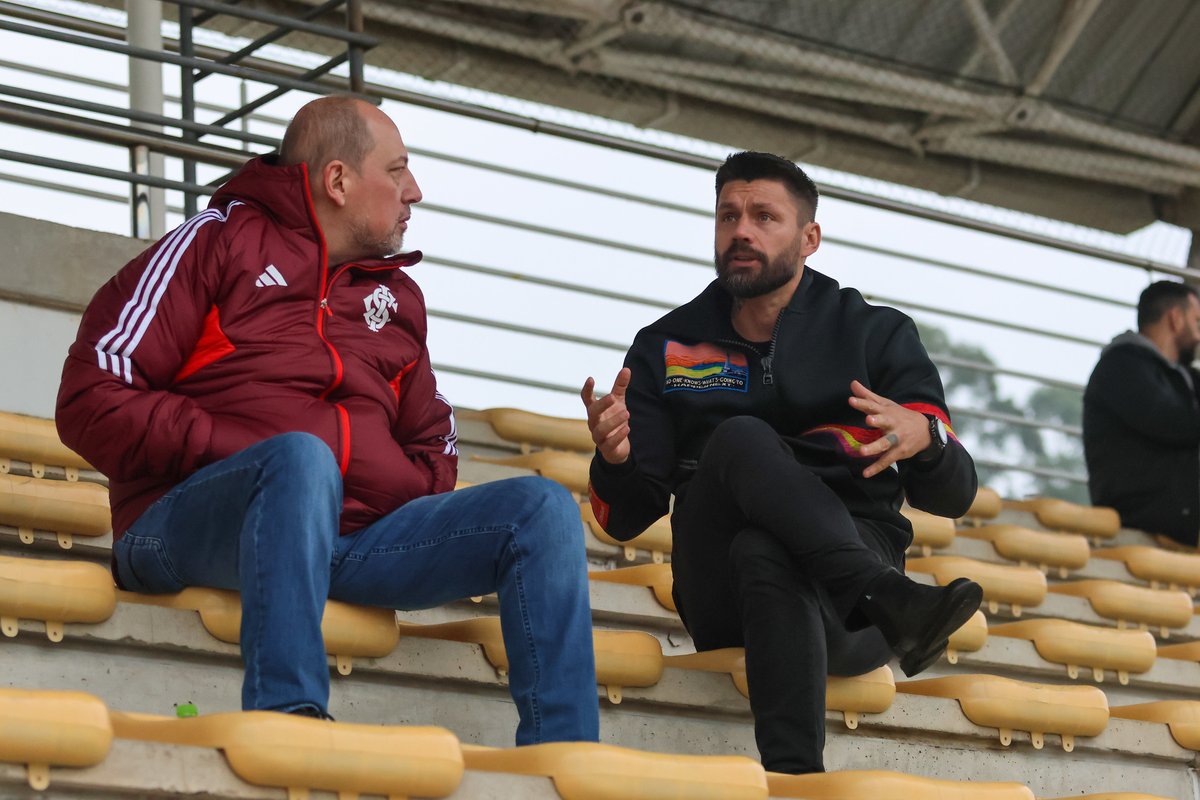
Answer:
[
  {"left": 1046, "top": 580, "right": 1193, "bottom": 637},
  {"left": 0, "top": 555, "right": 116, "bottom": 641},
  {"left": 588, "top": 563, "right": 676, "bottom": 612},
  {"left": 962, "top": 486, "right": 1002, "bottom": 525},
  {"left": 768, "top": 769, "right": 1035, "bottom": 799},
  {"left": 461, "top": 741, "right": 768, "bottom": 799},
  {"left": 0, "top": 411, "right": 93, "bottom": 479},
  {"left": 1005, "top": 498, "right": 1120, "bottom": 543},
  {"left": 581, "top": 503, "right": 671, "bottom": 563},
  {"left": 958, "top": 524, "right": 1090, "bottom": 577},
  {"left": 897, "top": 674, "right": 1109, "bottom": 751},
  {"left": 947, "top": 610, "right": 989, "bottom": 664},
  {"left": 1110, "top": 701, "right": 1200, "bottom": 751},
  {"left": 662, "top": 648, "right": 895, "bottom": 728},
  {"left": 472, "top": 451, "right": 590, "bottom": 494},
  {"left": 111, "top": 707, "right": 463, "bottom": 798},
  {"left": 990, "top": 619, "right": 1156, "bottom": 684},
  {"left": 469, "top": 407, "right": 594, "bottom": 453},
  {"left": 907, "top": 555, "right": 1047, "bottom": 616},
  {"left": 0, "top": 688, "right": 112, "bottom": 791},
  {"left": 1154, "top": 640, "right": 1200, "bottom": 663},
  {"left": 120, "top": 587, "right": 399, "bottom": 676},
  {"left": 396, "top": 616, "right": 664, "bottom": 703},
  {"left": 1092, "top": 546, "right": 1200, "bottom": 595},
  {"left": 902, "top": 505, "right": 955, "bottom": 556},
  {"left": 0, "top": 473, "right": 111, "bottom": 549},
  {"left": 1041, "top": 795, "right": 1175, "bottom": 800}
]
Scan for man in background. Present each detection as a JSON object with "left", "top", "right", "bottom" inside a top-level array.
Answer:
[{"left": 1084, "top": 280, "right": 1200, "bottom": 548}]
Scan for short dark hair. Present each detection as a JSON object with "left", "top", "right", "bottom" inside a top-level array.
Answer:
[
  {"left": 1137, "top": 280, "right": 1199, "bottom": 330},
  {"left": 715, "top": 151, "right": 819, "bottom": 221}
]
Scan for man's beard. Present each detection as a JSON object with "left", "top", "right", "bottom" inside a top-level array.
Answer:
[
  {"left": 714, "top": 235, "right": 804, "bottom": 299},
  {"left": 350, "top": 216, "right": 405, "bottom": 259}
]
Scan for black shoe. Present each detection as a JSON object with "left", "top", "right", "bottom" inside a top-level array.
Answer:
[{"left": 858, "top": 570, "right": 983, "bottom": 678}]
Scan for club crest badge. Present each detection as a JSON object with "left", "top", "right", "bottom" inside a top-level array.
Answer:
[{"left": 363, "top": 284, "right": 398, "bottom": 332}]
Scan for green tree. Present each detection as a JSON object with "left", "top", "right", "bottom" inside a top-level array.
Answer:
[{"left": 915, "top": 323, "right": 1087, "bottom": 502}]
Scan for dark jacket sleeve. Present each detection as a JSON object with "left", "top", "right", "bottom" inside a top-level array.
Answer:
[
  {"left": 1086, "top": 348, "right": 1200, "bottom": 447},
  {"left": 587, "top": 332, "right": 676, "bottom": 541},
  {"left": 868, "top": 316, "right": 978, "bottom": 517},
  {"left": 56, "top": 218, "right": 228, "bottom": 483}
]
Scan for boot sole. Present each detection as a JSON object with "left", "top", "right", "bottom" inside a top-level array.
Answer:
[{"left": 899, "top": 578, "right": 983, "bottom": 677}]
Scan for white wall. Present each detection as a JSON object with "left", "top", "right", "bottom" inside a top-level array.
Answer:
[{"left": 1, "top": 300, "right": 81, "bottom": 419}]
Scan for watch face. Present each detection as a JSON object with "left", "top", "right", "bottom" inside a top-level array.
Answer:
[{"left": 934, "top": 418, "right": 948, "bottom": 446}]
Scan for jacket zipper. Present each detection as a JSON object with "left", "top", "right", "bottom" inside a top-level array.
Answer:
[
  {"left": 317, "top": 261, "right": 405, "bottom": 474},
  {"left": 718, "top": 309, "right": 786, "bottom": 386}
]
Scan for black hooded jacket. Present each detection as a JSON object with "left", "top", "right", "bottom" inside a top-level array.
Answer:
[
  {"left": 587, "top": 267, "right": 978, "bottom": 552},
  {"left": 1084, "top": 331, "right": 1200, "bottom": 545}
]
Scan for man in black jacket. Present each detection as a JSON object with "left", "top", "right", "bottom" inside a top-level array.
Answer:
[
  {"left": 1084, "top": 281, "right": 1200, "bottom": 547},
  {"left": 580, "top": 152, "right": 982, "bottom": 774}
]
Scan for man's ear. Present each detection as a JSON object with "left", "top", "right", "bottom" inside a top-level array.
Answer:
[
  {"left": 321, "top": 160, "right": 350, "bottom": 208},
  {"left": 801, "top": 220, "right": 821, "bottom": 258}
]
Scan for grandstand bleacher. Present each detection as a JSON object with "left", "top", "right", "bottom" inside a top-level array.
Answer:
[{"left": 4, "top": 387, "right": 1200, "bottom": 798}]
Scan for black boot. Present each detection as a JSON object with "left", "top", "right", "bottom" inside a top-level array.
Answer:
[{"left": 857, "top": 569, "right": 983, "bottom": 677}]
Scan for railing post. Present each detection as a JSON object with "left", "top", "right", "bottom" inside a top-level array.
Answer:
[
  {"left": 179, "top": 0, "right": 199, "bottom": 218},
  {"left": 348, "top": 0, "right": 365, "bottom": 95},
  {"left": 126, "top": 0, "right": 165, "bottom": 239}
]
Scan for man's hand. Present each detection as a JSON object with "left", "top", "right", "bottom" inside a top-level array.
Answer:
[
  {"left": 581, "top": 368, "right": 632, "bottom": 465},
  {"left": 848, "top": 380, "right": 933, "bottom": 478}
]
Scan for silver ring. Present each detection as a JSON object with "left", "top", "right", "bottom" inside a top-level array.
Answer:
[{"left": 885, "top": 432, "right": 899, "bottom": 448}]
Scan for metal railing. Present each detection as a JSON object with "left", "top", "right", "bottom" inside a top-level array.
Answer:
[{"left": 1, "top": 0, "right": 1177, "bottom": 492}]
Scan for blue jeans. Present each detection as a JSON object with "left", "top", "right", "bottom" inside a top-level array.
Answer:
[{"left": 112, "top": 432, "right": 599, "bottom": 744}]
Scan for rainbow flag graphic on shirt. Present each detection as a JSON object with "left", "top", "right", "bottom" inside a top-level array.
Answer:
[{"left": 664, "top": 340, "right": 749, "bottom": 393}]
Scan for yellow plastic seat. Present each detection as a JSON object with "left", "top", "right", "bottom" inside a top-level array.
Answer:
[
  {"left": 0, "top": 412, "right": 93, "bottom": 479},
  {"left": 472, "top": 451, "right": 590, "bottom": 494},
  {"left": 1093, "top": 546, "right": 1200, "bottom": 595},
  {"left": 907, "top": 555, "right": 1047, "bottom": 616},
  {"left": 962, "top": 486, "right": 1002, "bottom": 524},
  {"left": 462, "top": 742, "right": 768, "bottom": 800},
  {"left": 120, "top": 587, "right": 399, "bottom": 676},
  {"left": 397, "top": 616, "right": 663, "bottom": 704},
  {"left": 1155, "top": 640, "right": 1200, "bottom": 663},
  {"left": 471, "top": 408, "right": 594, "bottom": 453},
  {"left": 581, "top": 503, "right": 671, "bottom": 563},
  {"left": 768, "top": 769, "right": 1034, "bottom": 799},
  {"left": 901, "top": 505, "right": 955, "bottom": 555},
  {"left": 0, "top": 688, "right": 112, "bottom": 791},
  {"left": 0, "top": 555, "right": 116, "bottom": 641},
  {"left": 1042, "top": 795, "right": 1175, "bottom": 800},
  {"left": 663, "top": 647, "right": 894, "bottom": 728},
  {"left": 588, "top": 563, "right": 676, "bottom": 612},
  {"left": 898, "top": 674, "right": 1109, "bottom": 751},
  {"left": 111, "top": 708, "right": 462, "bottom": 800},
  {"left": 1006, "top": 497, "right": 1120, "bottom": 542},
  {"left": 1110, "top": 701, "right": 1200, "bottom": 751},
  {"left": 946, "top": 610, "right": 988, "bottom": 664},
  {"left": 990, "top": 619, "right": 1156, "bottom": 685},
  {"left": 1047, "top": 580, "right": 1193, "bottom": 637},
  {"left": 0, "top": 474, "right": 111, "bottom": 550},
  {"left": 958, "top": 524, "right": 1090, "bottom": 577}
]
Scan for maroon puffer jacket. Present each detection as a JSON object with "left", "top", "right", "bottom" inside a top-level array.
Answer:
[{"left": 57, "top": 156, "right": 458, "bottom": 538}]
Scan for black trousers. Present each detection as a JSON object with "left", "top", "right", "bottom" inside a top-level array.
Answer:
[{"left": 670, "top": 416, "right": 899, "bottom": 774}]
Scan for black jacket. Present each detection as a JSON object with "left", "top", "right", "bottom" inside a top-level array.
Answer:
[
  {"left": 588, "top": 267, "right": 978, "bottom": 547},
  {"left": 1083, "top": 331, "right": 1200, "bottom": 545}
]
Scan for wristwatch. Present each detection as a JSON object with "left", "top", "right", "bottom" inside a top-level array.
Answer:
[{"left": 913, "top": 414, "right": 948, "bottom": 464}]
